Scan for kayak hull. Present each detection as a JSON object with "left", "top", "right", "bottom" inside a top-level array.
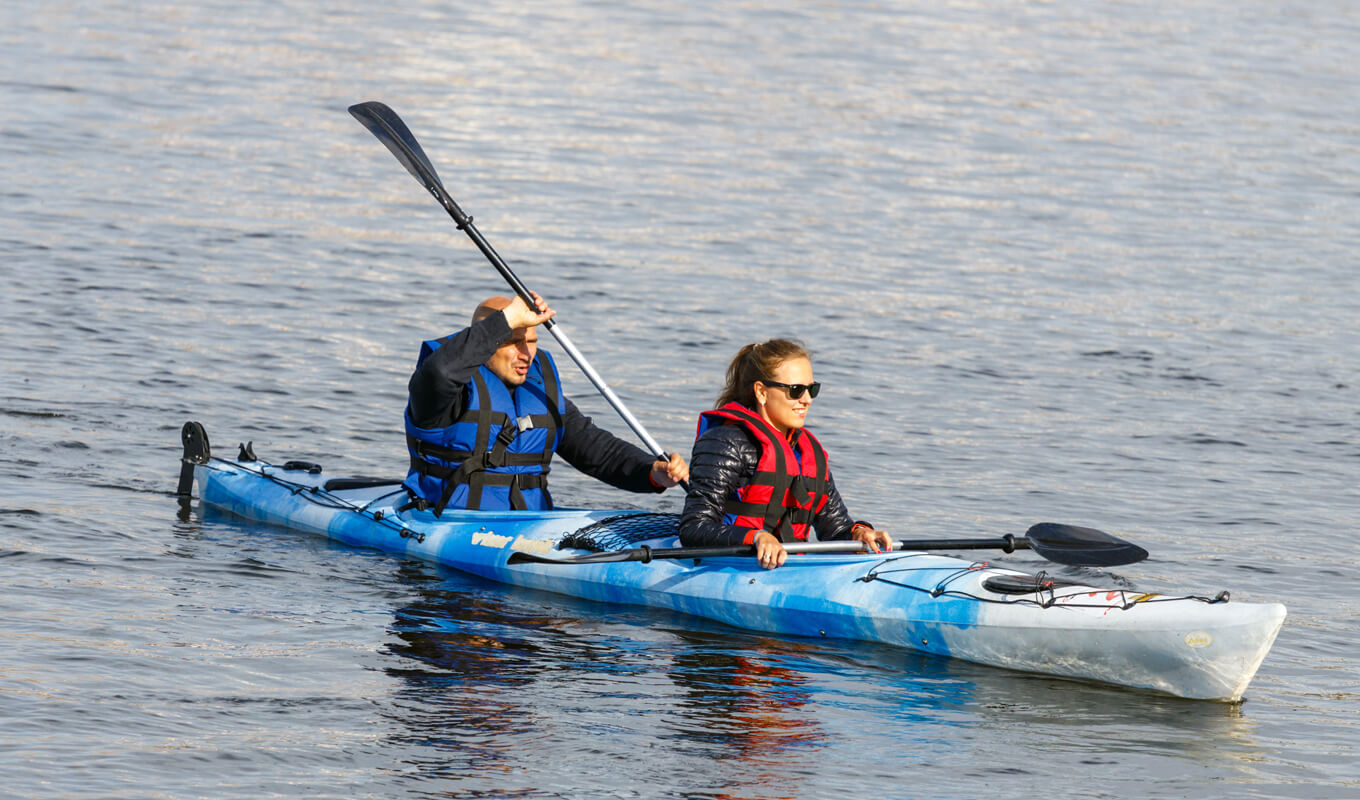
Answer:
[{"left": 194, "top": 457, "right": 1285, "bottom": 702}]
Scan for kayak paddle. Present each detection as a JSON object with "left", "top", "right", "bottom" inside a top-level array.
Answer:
[
  {"left": 347, "top": 100, "right": 686, "bottom": 489},
  {"left": 508, "top": 523, "right": 1149, "bottom": 567}
]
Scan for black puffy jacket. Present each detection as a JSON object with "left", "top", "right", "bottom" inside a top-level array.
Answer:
[{"left": 678, "top": 422, "right": 857, "bottom": 547}]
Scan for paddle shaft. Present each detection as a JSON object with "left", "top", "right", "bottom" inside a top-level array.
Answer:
[
  {"left": 508, "top": 523, "right": 1147, "bottom": 567},
  {"left": 349, "top": 101, "right": 678, "bottom": 474},
  {"left": 897, "top": 536, "right": 1026, "bottom": 554},
  {"left": 445, "top": 207, "right": 673, "bottom": 464},
  {"left": 673, "top": 538, "right": 1029, "bottom": 559},
  {"left": 510, "top": 537, "right": 1025, "bottom": 565},
  {"left": 638, "top": 537, "right": 1031, "bottom": 560},
  {"left": 676, "top": 540, "right": 877, "bottom": 559},
  {"left": 509, "top": 539, "right": 872, "bottom": 565}
]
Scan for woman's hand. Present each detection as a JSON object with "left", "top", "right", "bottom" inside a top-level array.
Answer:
[
  {"left": 753, "top": 531, "right": 787, "bottom": 569},
  {"left": 851, "top": 523, "right": 894, "bottom": 554}
]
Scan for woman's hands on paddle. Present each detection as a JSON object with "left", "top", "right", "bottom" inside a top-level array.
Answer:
[
  {"left": 650, "top": 452, "right": 690, "bottom": 488},
  {"left": 851, "top": 523, "right": 893, "bottom": 554},
  {"left": 503, "top": 291, "right": 555, "bottom": 329},
  {"left": 754, "top": 524, "right": 890, "bottom": 570},
  {"left": 753, "top": 531, "right": 787, "bottom": 569}
]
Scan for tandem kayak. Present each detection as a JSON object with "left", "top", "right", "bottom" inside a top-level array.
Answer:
[{"left": 178, "top": 423, "right": 1286, "bottom": 702}]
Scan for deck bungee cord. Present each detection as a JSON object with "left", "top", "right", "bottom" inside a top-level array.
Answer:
[
  {"left": 179, "top": 422, "right": 427, "bottom": 542},
  {"left": 199, "top": 456, "right": 427, "bottom": 542},
  {"left": 857, "top": 557, "right": 1232, "bottom": 611}
]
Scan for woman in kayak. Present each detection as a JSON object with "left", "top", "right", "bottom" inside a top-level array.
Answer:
[{"left": 680, "top": 339, "right": 893, "bottom": 569}]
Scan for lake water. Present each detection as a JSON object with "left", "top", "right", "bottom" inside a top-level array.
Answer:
[{"left": 2, "top": 1, "right": 1357, "bottom": 798}]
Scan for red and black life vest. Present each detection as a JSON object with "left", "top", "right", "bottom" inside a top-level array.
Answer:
[{"left": 696, "top": 402, "right": 831, "bottom": 542}]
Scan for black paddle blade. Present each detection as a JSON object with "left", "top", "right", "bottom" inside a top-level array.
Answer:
[
  {"left": 348, "top": 101, "right": 452, "bottom": 199},
  {"left": 1024, "top": 523, "right": 1149, "bottom": 567},
  {"left": 350, "top": 100, "right": 476, "bottom": 229}
]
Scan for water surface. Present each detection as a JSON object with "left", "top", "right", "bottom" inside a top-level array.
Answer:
[{"left": 2, "top": 1, "right": 1356, "bottom": 798}]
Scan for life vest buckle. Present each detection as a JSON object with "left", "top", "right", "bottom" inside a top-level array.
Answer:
[{"left": 494, "top": 422, "right": 521, "bottom": 448}]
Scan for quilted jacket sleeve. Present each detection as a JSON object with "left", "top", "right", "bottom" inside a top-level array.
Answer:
[{"left": 679, "top": 424, "right": 760, "bottom": 547}]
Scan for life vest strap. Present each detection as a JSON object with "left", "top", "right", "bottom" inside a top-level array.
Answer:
[
  {"left": 450, "top": 408, "right": 559, "bottom": 432},
  {"left": 413, "top": 455, "right": 554, "bottom": 516},
  {"left": 458, "top": 471, "right": 551, "bottom": 514},
  {"left": 407, "top": 437, "right": 549, "bottom": 469}
]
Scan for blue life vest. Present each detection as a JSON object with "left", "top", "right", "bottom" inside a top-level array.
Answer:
[{"left": 402, "top": 338, "right": 565, "bottom": 514}]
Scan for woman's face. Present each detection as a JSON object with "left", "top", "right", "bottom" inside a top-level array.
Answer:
[{"left": 754, "top": 356, "right": 815, "bottom": 435}]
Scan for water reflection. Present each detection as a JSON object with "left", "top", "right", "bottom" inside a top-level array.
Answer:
[
  {"left": 379, "top": 562, "right": 549, "bottom": 786},
  {"left": 376, "top": 563, "right": 842, "bottom": 797},
  {"left": 663, "top": 633, "right": 827, "bottom": 800},
  {"left": 966, "top": 675, "right": 1272, "bottom": 775},
  {"left": 375, "top": 561, "right": 993, "bottom": 798}
]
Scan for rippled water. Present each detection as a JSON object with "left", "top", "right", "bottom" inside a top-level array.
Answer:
[{"left": 3, "top": 1, "right": 1357, "bottom": 798}]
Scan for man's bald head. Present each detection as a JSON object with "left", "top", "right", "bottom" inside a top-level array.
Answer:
[{"left": 472, "top": 296, "right": 514, "bottom": 325}]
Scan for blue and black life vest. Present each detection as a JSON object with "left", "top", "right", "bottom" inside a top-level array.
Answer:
[{"left": 402, "top": 337, "right": 565, "bottom": 515}]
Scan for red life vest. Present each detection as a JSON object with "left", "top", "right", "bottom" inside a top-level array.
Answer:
[{"left": 697, "top": 402, "right": 831, "bottom": 542}]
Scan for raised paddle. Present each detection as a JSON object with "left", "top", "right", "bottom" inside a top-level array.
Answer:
[
  {"left": 347, "top": 100, "right": 684, "bottom": 487},
  {"left": 506, "top": 523, "right": 1148, "bottom": 567}
]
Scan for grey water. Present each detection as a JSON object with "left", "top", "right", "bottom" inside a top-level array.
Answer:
[{"left": 2, "top": 1, "right": 1356, "bottom": 797}]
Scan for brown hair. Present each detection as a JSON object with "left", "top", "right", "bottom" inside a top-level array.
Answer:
[{"left": 715, "top": 339, "right": 811, "bottom": 408}]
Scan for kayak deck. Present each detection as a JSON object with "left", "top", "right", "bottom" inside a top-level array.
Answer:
[{"left": 189, "top": 454, "right": 1286, "bottom": 702}]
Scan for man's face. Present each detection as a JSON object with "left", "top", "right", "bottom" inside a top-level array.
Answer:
[{"left": 485, "top": 325, "right": 539, "bottom": 386}]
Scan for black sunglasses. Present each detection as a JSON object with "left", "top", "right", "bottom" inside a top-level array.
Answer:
[{"left": 760, "top": 380, "right": 821, "bottom": 399}]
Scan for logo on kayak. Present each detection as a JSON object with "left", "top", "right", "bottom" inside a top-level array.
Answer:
[
  {"left": 472, "top": 531, "right": 511, "bottom": 548},
  {"left": 1184, "top": 631, "right": 1213, "bottom": 649},
  {"left": 510, "top": 537, "right": 553, "bottom": 555},
  {"left": 469, "top": 532, "right": 552, "bottom": 555}
]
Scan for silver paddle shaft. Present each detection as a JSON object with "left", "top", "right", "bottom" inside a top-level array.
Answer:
[{"left": 546, "top": 322, "right": 669, "bottom": 461}]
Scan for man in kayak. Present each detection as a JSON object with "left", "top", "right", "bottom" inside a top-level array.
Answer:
[{"left": 402, "top": 291, "right": 689, "bottom": 515}]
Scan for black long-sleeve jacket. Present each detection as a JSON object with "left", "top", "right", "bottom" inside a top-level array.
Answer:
[
  {"left": 407, "top": 311, "right": 662, "bottom": 497},
  {"left": 678, "top": 421, "right": 857, "bottom": 547}
]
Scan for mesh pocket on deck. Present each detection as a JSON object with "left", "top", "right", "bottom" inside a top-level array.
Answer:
[{"left": 558, "top": 513, "right": 680, "bottom": 552}]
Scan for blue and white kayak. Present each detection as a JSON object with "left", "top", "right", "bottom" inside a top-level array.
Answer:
[{"left": 183, "top": 435, "right": 1285, "bottom": 702}]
